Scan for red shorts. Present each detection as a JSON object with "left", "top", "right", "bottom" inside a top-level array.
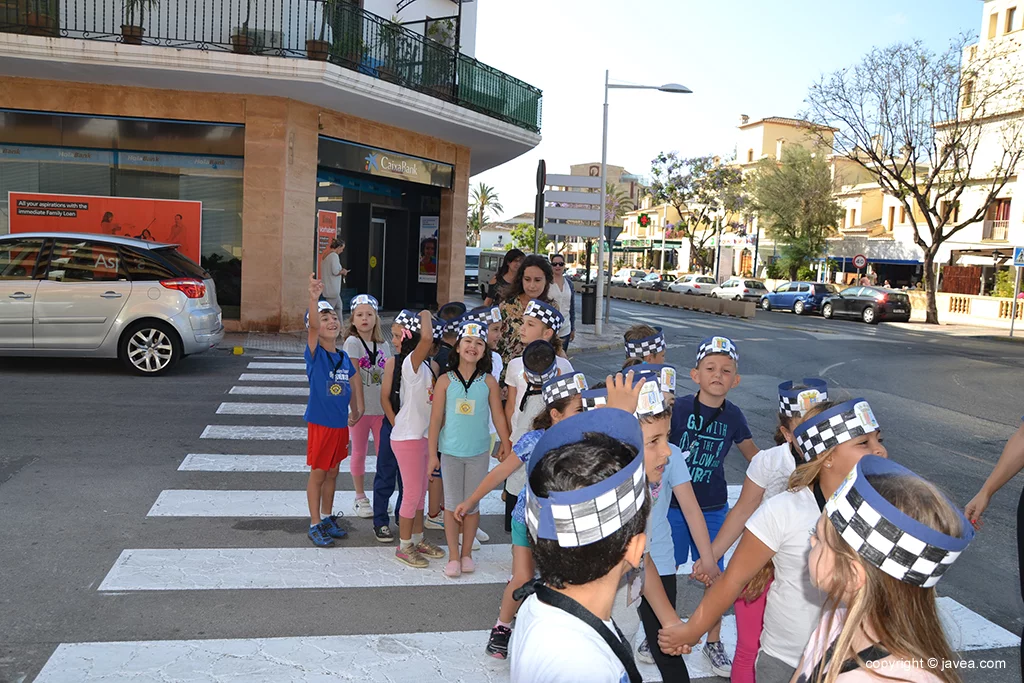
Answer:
[{"left": 307, "top": 423, "right": 349, "bottom": 471}]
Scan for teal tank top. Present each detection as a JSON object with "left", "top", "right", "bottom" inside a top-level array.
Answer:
[{"left": 439, "top": 370, "right": 493, "bottom": 457}]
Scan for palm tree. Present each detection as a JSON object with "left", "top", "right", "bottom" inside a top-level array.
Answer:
[
  {"left": 605, "top": 182, "right": 634, "bottom": 226},
  {"left": 469, "top": 182, "right": 504, "bottom": 246}
]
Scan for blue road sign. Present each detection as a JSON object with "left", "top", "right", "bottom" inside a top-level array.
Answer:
[{"left": 1015, "top": 246, "right": 1024, "bottom": 267}]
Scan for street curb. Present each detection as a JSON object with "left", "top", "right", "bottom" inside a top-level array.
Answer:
[
  {"left": 976, "top": 335, "right": 1024, "bottom": 344},
  {"left": 572, "top": 342, "right": 622, "bottom": 355}
]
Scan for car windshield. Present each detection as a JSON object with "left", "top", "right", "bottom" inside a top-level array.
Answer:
[{"left": 466, "top": 255, "right": 479, "bottom": 267}]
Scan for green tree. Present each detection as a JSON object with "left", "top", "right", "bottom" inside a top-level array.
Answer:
[
  {"left": 469, "top": 182, "right": 503, "bottom": 247},
  {"left": 510, "top": 223, "right": 550, "bottom": 254},
  {"left": 746, "top": 146, "right": 841, "bottom": 280},
  {"left": 605, "top": 182, "right": 634, "bottom": 226},
  {"left": 649, "top": 153, "right": 744, "bottom": 273}
]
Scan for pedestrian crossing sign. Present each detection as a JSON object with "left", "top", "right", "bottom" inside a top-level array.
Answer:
[{"left": 1014, "top": 246, "right": 1024, "bottom": 267}]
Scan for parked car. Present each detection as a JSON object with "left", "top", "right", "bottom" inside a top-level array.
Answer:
[
  {"left": 760, "top": 281, "right": 838, "bottom": 315},
  {"left": 667, "top": 274, "right": 718, "bottom": 295},
  {"left": 821, "top": 286, "right": 912, "bottom": 324},
  {"left": 710, "top": 278, "right": 768, "bottom": 301},
  {"left": 635, "top": 272, "right": 667, "bottom": 290},
  {"left": 0, "top": 232, "right": 224, "bottom": 375},
  {"left": 611, "top": 268, "right": 647, "bottom": 287}
]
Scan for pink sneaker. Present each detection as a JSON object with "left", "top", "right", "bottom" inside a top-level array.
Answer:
[
  {"left": 444, "top": 560, "right": 462, "bottom": 578},
  {"left": 461, "top": 556, "right": 476, "bottom": 574}
]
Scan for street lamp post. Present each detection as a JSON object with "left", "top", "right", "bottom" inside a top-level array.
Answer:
[{"left": 595, "top": 71, "right": 691, "bottom": 335}]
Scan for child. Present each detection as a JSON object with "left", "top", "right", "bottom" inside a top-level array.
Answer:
[
  {"left": 693, "top": 378, "right": 829, "bottom": 683},
  {"left": 388, "top": 309, "right": 446, "bottom": 568},
  {"left": 342, "top": 293, "right": 392, "bottom": 519},
  {"left": 428, "top": 320, "right": 512, "bottom": 578},
  {"left": 456, "top": 369, "right": 589, "bottom": 658},
  {"left": 797, "top": 456, "right": 973, "bottom": 683},
  {"left": 432, "top": 301, "right": 468, "bottom": 371},
  {"left": 424, "top": 310, "right": 459, "bottom": 532},
  {"left": 509, "top": 408, "right": 651, "bottom": 683},
  {"left": 666, "top": 335, "right": 758, "bottom": 677},
  {"left": 622, "top": 324, "right": 667, "bottom": 369},
  {"left": 303, "top": 274, "right": 364, "bottom": 547}
]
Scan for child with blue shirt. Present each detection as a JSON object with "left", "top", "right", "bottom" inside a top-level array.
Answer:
[
  {"left": 304, "top": 274, "right": 364, "bottom": 547},
  {"left": 667, "top": 336, "right": 758, "bottom": 677}
]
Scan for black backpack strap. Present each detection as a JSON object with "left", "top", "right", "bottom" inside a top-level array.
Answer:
[{"left": 530, "top": 582, "right": 643, "bottom": 683}]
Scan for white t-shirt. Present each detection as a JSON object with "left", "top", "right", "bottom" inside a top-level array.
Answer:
[
  {"left": 549, "top": 278, "right": 573, "bottom": 337},
  {"left": 510, "top": 594, "right": 627, "bottom": 683},
  {"left": 745, "top": 443, "right": 798, "bottom": 501},
  {"left": 504, "top": 355, "right": 575, "bottom": 495},
  {"left": 391, "top": 354, "right": 434, "bottom": 441},
  {"left": 342, "top": 336, "right": 392, "bottom": 418},
  {"left": 745, "top": 487, "right": 827, "bottom": 667}
]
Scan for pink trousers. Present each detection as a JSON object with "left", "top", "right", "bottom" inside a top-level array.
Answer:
[
  {"left": 391, "top": 437, "right": 429, "bottom": 519},
  {"left": 349, "top": 414, "right": 384, "bottom": 481},
  {"left": 732, "top": 583, "right": 770, "bottom": 683}
]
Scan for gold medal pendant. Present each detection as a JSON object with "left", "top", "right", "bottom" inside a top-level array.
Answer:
[{"left": 329, "top": 383, "right": 343, "bottom": 396}]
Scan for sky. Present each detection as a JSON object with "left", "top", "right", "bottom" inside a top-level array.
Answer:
[{"left": 469, "top": 0, "right": 984, "bottom": 220}]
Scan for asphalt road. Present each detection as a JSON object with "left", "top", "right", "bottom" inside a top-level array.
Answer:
[{"left": 1, "top": 300, "right": 1022, "bottom": 682}]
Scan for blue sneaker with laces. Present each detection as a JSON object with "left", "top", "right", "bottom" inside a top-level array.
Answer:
[
  {"left": 320, "top": 515, "right": 348, "bottom": 539},
  {"left": 308, "top": 522, "right": 335, "bottom": 547}
]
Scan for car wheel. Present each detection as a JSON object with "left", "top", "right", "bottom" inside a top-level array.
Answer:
[
  {"left": 761, "top": 298, "right": 771, "bottom": 311},
  {"left": 710, "top": 292, "right": 717, "bottom": 298},
  {"left": 862, "top": 306, "right": 877, "bottom": 325},
  {"left": 733, "top": 295, "right": 742, "bottom": 301},
  {"left": 794, "top": 300, "right": 805, "bottom": 315},
  {"left": 119, "top": 320, "right": 181, "bottom": 376},
  {"left": 822, "top": 303, "right": 834, "bottom": 319}
]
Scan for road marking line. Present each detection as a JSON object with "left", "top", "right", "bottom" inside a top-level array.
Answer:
[
  {"left": 744, "top": 337, "right": 771, "bottom": 342},
  {"left": 201, "top": 425, "right": 306, "bottom": 440},
  {"left": 247, "top": 362, "right": 307, "bottom": 370},
  {"left": 819, "top": 361, "right": 847, "bottom": 375},
  {"left": 230, "top": 386, "right": 310, "bottom": 396},
  {"left": 252, "top": 356, "right": 304, "bottom": 360},
  {"left": 216, "top": 403, "right": 307, "bottom": 416},
  {"left": 179, "top": 454, "right": 377, "bottom": 474},
  {"left": 238, "top": 373, "right": 308, "bottom": 383},
  {"left": 147, "top": 489, "right": 504, "bottom": 518}
]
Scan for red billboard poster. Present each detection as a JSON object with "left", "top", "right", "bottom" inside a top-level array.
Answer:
[
  {"left": 316, "top": 210, "right": 338, "bottom": 276},
  {"left": 8, "top": 192, "right": 203, "bottom": 263}
]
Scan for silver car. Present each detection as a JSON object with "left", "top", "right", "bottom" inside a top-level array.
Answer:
[
  {"left": 668, "top": 274, "right": 717, "bottom": 295},
  {"left": 0, "top": 232, "right": 224, "bottom": 375}
]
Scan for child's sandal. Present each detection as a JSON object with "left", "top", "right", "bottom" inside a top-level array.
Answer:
[
  {"left": 461, "top": 556, "right": 476, "bottom": 574},
  {"left": 444, "top": 560, "right": 462, "bottom": 578}
]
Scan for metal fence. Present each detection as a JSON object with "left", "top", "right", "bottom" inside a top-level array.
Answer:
[{"left": 1, "top": 0, "right": 542, "bottom": 133}]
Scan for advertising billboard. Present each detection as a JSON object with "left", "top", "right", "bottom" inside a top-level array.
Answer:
[
  {"left": 316, "top": 210, "right": 338, "bottom": 277},
  {"left": 8, "top": 192, "right": 203, "bottom": 263},
  {"left": 418, "top": 216, "right": 439, "bottom": 284}
]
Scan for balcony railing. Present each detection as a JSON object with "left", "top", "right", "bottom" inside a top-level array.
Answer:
[
  {"left": 982, "top": 219, "right": 1009, "bottom": 241},
  {"left": 0, "top": 0, "right": 543, "bottom": 133}
]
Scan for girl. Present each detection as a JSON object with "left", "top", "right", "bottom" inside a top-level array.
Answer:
[
  {"left": 797, "top": 456, "right": 973, "bottom": 682},
  {"left": 692, "top": 378, "right": 829, "bottom": 683},
  {"left": 342, "top": 294, "right": 392, "bottom": 519},
  {"left": 387, "top": 309, "right": 446, "bottom": 568},
  {"left": 484, "top": 248, "right": 525, "bottom": 307},
  {"left": 623, "top": 324, "right": 667, "bottom": 369},
  {"left": 428, "top": 320, "right": 511, "bottom": 578},
  {"left": 658, "top": 399, "right": 888, "bottom": 683},
  {"left": 496, "top": 254, "right": 559, "bottom": 378}
]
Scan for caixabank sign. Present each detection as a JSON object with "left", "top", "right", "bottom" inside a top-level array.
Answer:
[{"left": 318, "top": 136, "right": 454, "bottom": 189}]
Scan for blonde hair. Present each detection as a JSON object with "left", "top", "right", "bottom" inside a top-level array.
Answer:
[
  {"left": 344, "top": 305, "right": 386, "bottom": 344},
  {"left": 787, "top": 401, "right": 842, "bottom": 491},
  {"left": 810, "top": 474, "right": 964, "bottom": 683}
]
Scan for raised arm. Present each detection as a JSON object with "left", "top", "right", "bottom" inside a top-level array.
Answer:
[
  {"left": 967, "top": 420, "right": 1024, "bottom": 527},
  {"left": 307, "top": 273, "right": 323, "bottom": 354},
  {"left": 409, "top": 310, "right": 435, "bottom": 369}
]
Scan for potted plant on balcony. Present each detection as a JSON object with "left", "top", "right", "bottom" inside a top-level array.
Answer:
[
  {"left": 423, "top": 18, "right": 456, "bottom": 98},
  {"left": 20, "top": 0, "right": 59, "bottom": 37},
  {"left": 305, "top": 0, "right": 336, "bottom": 61},
  {"left": 376, "top": 15, "right": 406, "bottom": 81},
  {"left": 231, "top": 0, "right": 254, "bottom": 54},
  {"left": 121, "top": 0, "right": 159, "bottom": 44}
]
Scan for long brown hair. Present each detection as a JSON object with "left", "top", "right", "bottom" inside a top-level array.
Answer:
[
  {"left": 810, "top": 475, "right": 964, "bottom": 683},
  {"left": 344, "top": 306, "right": 386, "bottom": 344},
  {"left": 787, "top": 401, "right": 842, "bottom": 491}
]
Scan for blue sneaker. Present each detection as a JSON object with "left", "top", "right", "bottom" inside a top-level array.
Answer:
[
  {"left": 308, "top": 522, "right": 335, "bottom": 547},
  {"left": 320, "top": 515, "right": 348, "bottom": 539}
]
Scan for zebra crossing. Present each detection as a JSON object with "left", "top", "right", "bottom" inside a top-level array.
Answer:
[{"left": 32, "top": 358, "right": 1020, "bottom": 682}]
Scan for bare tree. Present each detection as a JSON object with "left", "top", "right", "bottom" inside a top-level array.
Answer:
[{"left": 804, "top": 36, "right": 1024, "bottom": 323}]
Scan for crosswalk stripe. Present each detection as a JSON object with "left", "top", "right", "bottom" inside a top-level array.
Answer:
[
  {"left": 230, "top": 385, "right": 310, "bottom": 396},
  {"left": 216, "top": 402, "right": 306, "bottom": 416},
  {"left": 201, "top": 425, "right": 306, "bottom": 440},
  {"left": 247, "top": 362, "right": 307, "bottom": 370},
  {"left": 179, "top": 454, "right": 376, "bottom": 474},
  {"left": 148, "top": 488, "right": 504, "bottom": 517},
  {"left": 239, "top": 373, "right": 308, "bottom": 382},
  {"left": 253, "top": 355, "right": 304, "bottom": 359}
]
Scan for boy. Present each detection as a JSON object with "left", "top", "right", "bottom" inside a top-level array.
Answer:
[
  {"left": 304, "top": 274, "right": 364, "bottom": 547},
  {"left": 666, "top": 335, "right": 758, "bottom": 677},
  {"left": 622, "top": 325, "right": 666, "bottom": 369},
  {"left": 510, "top": 408, "right": 650, "bottom": 683}
]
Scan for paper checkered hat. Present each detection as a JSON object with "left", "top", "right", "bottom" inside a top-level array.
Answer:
[
  {"left": 624, "top": 327, "right": 666, "bottom": 360},
  {"left": 525, "top": 409, "right": 647, "bottom": 547},
  {"left": 581, "top": 380, "right": 665, "bottom": 418},
  {"left": 393, "top": 309, "right": 421, "bottom": 334},
  {"left": 793, "top": 398, "right": 878, "bottom": 463},
  {"left": 438, "top": 302, "right": 468, "bottom": 335},
  {"left": 778, "top": 378, "right": 828, "bottom": 417},
  {"left": 632, "top": 363, "right": 677, "bottom": 395},
  {"left": 305, "top": 299, "right": 335, "bottom": 329},
  {"left": 430, "top": 317, "right": 446, "bottom": 340},
  {"left": 542, "top": 372, "right": 588, "bottom": 405},
  {"left": 350, "top": 294, "right": 379, "bottom": 311},
  {"left": 464, "top": 305, "right": 502, "bottom": 326},
  {"left": 524, "top": 299, "right": 564, "bottom": 330},
  {"left": 522, "top": 340, "right": 559, "bottom": 385},
  {"left": 696, "top": 336, "right": 739, "bottom": 366},
  {"left": 457, "top": 320, "right": 487, "bottom": 341},
  {"left": 825, "top": 456, "right": 973, "bottom": 588}
]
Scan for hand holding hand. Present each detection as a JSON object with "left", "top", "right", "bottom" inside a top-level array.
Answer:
[
  {"left": 428, "top": 455, "right": 441, "bottom": 482},
  {"left": 496, "top": 439, "right": 512, "bottom": 463},
  {"left": 657, "top": 621, "right": 700, "bottom": 656}
]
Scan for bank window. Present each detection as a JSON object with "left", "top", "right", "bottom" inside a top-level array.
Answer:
[
  {"left": 0, "top": 238, "right": 44, "bottom": 280},
  {"left": 47, "top": 240, "right": 126, "bottom": 282}
]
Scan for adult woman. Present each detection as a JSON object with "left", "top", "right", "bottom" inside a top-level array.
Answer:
[
  {"left": 548, "top": 254, "right": 576, "bottom": 351},
  {"left": 321, "top": 239, "right": 350, "bottom": 314},
  {"left": 496, "top": 254, "right": 554, "bottom": 380},
  {"left": 484, "top": 248, "right": 525, "bottom": 307}
]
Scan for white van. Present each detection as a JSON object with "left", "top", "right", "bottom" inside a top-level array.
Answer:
[{"left": 465, "top": 247, "right": 481, "bottom": 292}]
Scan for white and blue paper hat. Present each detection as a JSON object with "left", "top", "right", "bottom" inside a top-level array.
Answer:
[
  {"left": 524, "top": 299, "right": 564, "bottom": 330},
  {"left": 826, "top": 455, "right": 973, "bottom": 587},
  {"left": 464, "top": 305, "right": 502, "bottom": 326},
  {"left": 793, "top": 398, "right": 878, "bottom": 462},
  {"left": 542, "top": 372, "right": 588, "bottom": 405},
  {"left": 581, "top": 380, "right": 665, "bottom": 418},
  {"left": 632, "top": 363, "right": 677, "bottom": 395},
  {"left": 305, "top": 299, "right": 336, "bottom": 329},
  {"left": 525, "top": 409, "right": 647, "bottom": 547},
  {"left": 625, "top": 326, "right": 666, "bottom": 360},
  {"left": 457, "top": 320, "right": 487, "bottom": 341},
  {"left": 438, "top": 302, "right": 468, "bottom": 335},
  {"left": 350, "top": 294, "right": 379, "bottom": 312},
  {"left": 696, "top": 336, "right": 739, "bottom": 366},
  {"left": 522, "top": 340, "right": 559, "bottom": 386},
  {"left": 778, "top": 378, "right": 828, "bottom": 417},
  {"left": 394, "top": 309, "right": 422, "bottom": 334}
]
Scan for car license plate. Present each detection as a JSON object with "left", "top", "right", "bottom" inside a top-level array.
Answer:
[{"left": 892, "top": 308, "right": 905, "bottom": 314}]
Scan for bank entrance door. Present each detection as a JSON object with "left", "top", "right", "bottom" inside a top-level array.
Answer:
[{"left": 368, "top": 217, "right": 386, "bottom": 304}]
